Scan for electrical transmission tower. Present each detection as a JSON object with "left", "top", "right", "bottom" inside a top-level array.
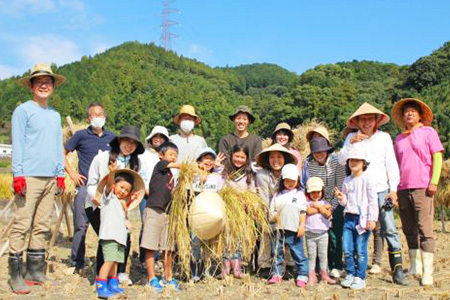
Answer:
[{"left": 161, "top": 0, "right": 179, "bottom": 50}]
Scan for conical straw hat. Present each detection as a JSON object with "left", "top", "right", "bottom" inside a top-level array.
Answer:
[
  {"left": 189, "top": 191, "right": 226, "bottom": 240},
  {"left": 391, "top": 98, "right": 433, "bottom": 128},
  {"left": 346, "top": 102, "right": 390, "bottom": 129}
]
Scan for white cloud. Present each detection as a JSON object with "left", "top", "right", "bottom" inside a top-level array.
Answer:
[
  {"left": 0, "top": 64, "right": 22, "bottom": 80},
  {"left": 185, "top": 43, "right": 214, "bottom": 64},
  {"left": 0, "top": 0, "right": 57, "bottom": 15},
  {"left": 92, "top": 43, "right": 110, "bottom": 55}
]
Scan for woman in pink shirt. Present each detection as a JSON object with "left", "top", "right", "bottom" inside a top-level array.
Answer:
[{"left": 392, "top": 98, "right": 444, "bottom": 287}]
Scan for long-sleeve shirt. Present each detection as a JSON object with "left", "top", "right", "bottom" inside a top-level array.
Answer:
[
  {"left": 12, "top": 100, "right": 64, "bottom": 177},
  {"left": 218, "top": 132, "right": 262, "bottom": 163},
  {"left": 338, "top": 130, "right": 400, "bottom": 193},
  {"left": 255, "top": 168, "right": 280, "bottom": 207},
  {"left": 339, "top": 172, "right": 379, "bottom": 234},
  {"left": 170, "top": 133, "right": 207, "bottom": 163}
]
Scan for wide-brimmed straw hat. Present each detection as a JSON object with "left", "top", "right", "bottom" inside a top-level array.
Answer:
[
  {"left": 95, "top": 169, "right": 146, "bottom": 211},
  {"left": 391, "top": 98, "right": 433, "bottom": 128},
  {"left": 173, "top": 105, "right": 202, "bottom": 125},
  {"left": 19, "top": 63, "right": 66, "bottom": 88},
  {"left": 229, "top": 105, "right": 256, "bottom": 123},
  {"left": 110, "top": 125, "right": 145, "bottom": 155},
  {"left": 145, "top": 125, "right": 169, "bottom": 143},
  {"left": 255, "top": 143, "right": 298, "bottom": 167},
  {"left": 306, "top": 126, "right": 331, "bottom": 144},
  {"left": 271, "top": 122, "right": 293, "bottom": 142},
  {"left": 189, "top": 191, "right": 226, "bottom": 240},
  {"left": 346, "top": 102, "right": 390, "bottom": 129}
]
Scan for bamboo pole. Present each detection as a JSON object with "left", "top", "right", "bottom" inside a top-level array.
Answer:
[
  {"left": 0, "top": 240, "right": 9, "bottom": 257},
  {"left": 64, "top": 197, "right": 73, "bottom": 238},
  {"left": 0, "top": 216, "right": 14, "bottom": 241},
  {"left": 49, "top": 195, "right": 68, "bottom": 247}
]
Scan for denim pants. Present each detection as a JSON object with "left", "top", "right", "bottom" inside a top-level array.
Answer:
[
  {"left": 270, "top": 230, "right": 309, "bottom": 280},
  {"left": 377, "top": 190, "right": 401, "bottom": 252},
  {"left": 343, "top": 214, "right": 371, "bottom": 280},
  {"left": 70, "top": 186, "right": 89, "bottom": 268}
]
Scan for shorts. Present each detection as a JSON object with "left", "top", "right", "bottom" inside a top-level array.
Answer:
[
  {"left": 101, "top": 240, "right": 125, "bottom": 263},
  {"left": 140, "top": 207, "right": 173, "bottom": 251}
]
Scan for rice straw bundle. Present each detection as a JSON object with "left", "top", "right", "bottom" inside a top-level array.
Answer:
[
  {"left": 0, "top": 173, "right": 13, "bottom": 200},
  {"left": 62, "top": 122, "right": 86, "bottom": 194},
  {"left": 436, "top": 159, "right": 450, "bottom": 207}
]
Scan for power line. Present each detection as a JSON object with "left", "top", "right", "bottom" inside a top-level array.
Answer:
[{"left": 161, "top": 0, "right": 179, "bottom": 50}]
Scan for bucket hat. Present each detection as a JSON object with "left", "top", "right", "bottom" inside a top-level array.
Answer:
[
  {"left": 110, "top": 125, "right": 145, "bottom": 155},
  {"left": 347, "top": 147, "right": 367, "bottom": 161},
  {"left": 173, "top": 105, "right": 202, "bottom": 125},
  {"left": 19, "top": 63, "right": 66, "bottom": 88},
  {"left": 306, "top": 126, "right": 331, "bottom": 144},
  {"left": 145, "top": 125, "right": 169, "bottom": 143},
  {"left": 229, "top": 105, "right": 256, "bottom": 123},
  {"left": 95, "top": 169, "right": 146, "bottom": 211},
  {"left": 271, "top": 122, "right": 294, "bottom": 143},
  {"left": 196, "top": 147, "right": 217, "bottom": 162},
  {"left": 346, "top": 102, "right": 390, "bottom": 129},
  {"left": 306, "top": 177, "right": 324, "bottom": 193},
  {"left": 309, "top": 137, "right": 333, "bottom": 153},
  {"left": 391, "top": 98, "right": 433, "bottom": 128},
  {"left": 255, "top": 143, "right": 297, "bottom": 167}
]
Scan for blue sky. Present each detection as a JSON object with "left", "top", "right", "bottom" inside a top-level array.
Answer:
[{"left": 0, "top": 0, "right": 449, "bottom": 79}]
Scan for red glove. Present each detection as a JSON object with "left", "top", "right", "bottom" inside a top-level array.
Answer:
[
  {"left": 56, "top": 177, "right": 66, "bottom": 196},
  {"left": 13, "top": 176, "right": 27, "bottom": 196}
]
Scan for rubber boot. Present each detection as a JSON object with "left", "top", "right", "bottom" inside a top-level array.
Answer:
[
  {"left": 219, "top": 260, "right": 231, "bottom": 279},
  {"left": 319, "top": 270, "right": 336, "bottom": 284},
  {"left": 308, "top": 271, "right": 317, "bottom": 286},
  {"left": 421, "top": 251, "right": 434, "bottom": 286},
  {"left": 232, "top": 259, "right": 243, "bottom": 279},
  {"left": 107, "top": 277, "right": 124, "bottom": 294},
  {"left": 408, "top": 249, "right": 423, "bottom": 278},
  {"left": 388, "top": 251, "right": 408, "bottom": 286},
  {"left": 24, "top": 249, "right": 46, "bottom": 285},
  {"left": 8, "top": 253, "right": 30, "bottom": 294},
  {"left": 96, "top": 278, "right": 114, "bottom": 299}
]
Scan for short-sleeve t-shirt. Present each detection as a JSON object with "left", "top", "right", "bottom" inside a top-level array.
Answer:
[
  {"left": 99, "top": 191, "right": 127, "bottom": 246},
  {"left": 394, "top": 126, "right": 444, "bottom": 190},
  {"left": 147, "top": 160, "right": 174, "bottom": 211}
]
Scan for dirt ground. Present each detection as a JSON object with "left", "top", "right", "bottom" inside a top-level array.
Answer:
[{"left": 1, "top": 209, "right": 450, "bottom": 300}]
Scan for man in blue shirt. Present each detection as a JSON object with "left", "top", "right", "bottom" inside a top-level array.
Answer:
[
  {"left": 9, "top": 63, "right": 66, "bottom": 295},
  {"left": 64, "top": 103, "right": 115, "bottom": 273}
]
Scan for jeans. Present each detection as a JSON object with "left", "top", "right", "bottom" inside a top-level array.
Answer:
[
  {"left": 70, "top": 186, "right": 89, "bottom": 268},
  {"left": 270, "top": 230, "right": 308, "bottom": 280},
  {"left": 343, "top": 214, "right": 371, "bottom": 280},
  {"left": 139, "top": 196, "right": 148, "bottom": 265},
  {"left": 377, "top": 190, "right": 401, "bottom": 252}
]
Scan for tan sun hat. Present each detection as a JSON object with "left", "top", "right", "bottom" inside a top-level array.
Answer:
[
  {"left": 346, "top": 102, "right": 390, "bottom": 129},
  {"left": 95, "top": 169, "right": 146, "bottom": 212},
  {"left": 271, "top": 122, "right": 293, "bottom": 142},
  {"left": 306, "top": 126, "right": 331, "bottom": 144},
  {"left": 255, "top": 143, "right": 298, "bottom": 168},
  {"left": 391, "top": 98, "right": 433, "bottom": 128},
  {"left": 173, "top": 105, "right": 202, "bottom": 125},
  {"left": 19, "top": 63, "right": 66, "bottom": 88},
  {"left": 306, "top": 177, "right": 324, "bottom": 193},
  {"left": 189, "top": 191, "right": 226, "bottom": 240}
]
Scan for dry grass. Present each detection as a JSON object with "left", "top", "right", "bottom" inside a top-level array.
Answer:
[
  {"left": 62, "top": 121, "right": 86, "bottom": 195},
  {"left": 436, "top": 159, "right": 450, "bottom": 207},
  {"left": 0, "top": 173, "right": 13, "bottom": 200}
]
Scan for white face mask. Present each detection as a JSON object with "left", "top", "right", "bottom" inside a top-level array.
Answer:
[
  {"left": 180, "top": 120, "right": 195, "bottom": 133},
  {"left": 90, "top": 117, "right": 105, "bottom": 129}
]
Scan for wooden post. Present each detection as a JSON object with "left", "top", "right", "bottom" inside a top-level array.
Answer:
[
  {"left": 64, "top": 195, "right": 73, "bottom": 238},
  {"left": 0, "top": 216, "right": 14, "bottom": 241},
  {"left": 49, "top": 195, "right": 68, "bottom": 247}
]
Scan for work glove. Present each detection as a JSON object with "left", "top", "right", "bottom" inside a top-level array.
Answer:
[
  {"left": 13, "top": 176, "right": 27, "bottom": 196},
  {"left": 56, "top": 176, "right": 66, "bottom": 196}
]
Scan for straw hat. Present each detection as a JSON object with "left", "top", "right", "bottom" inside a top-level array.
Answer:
[
  {"left": 271, "top": 122, "right": 293, "bottom": 142},
  {"left": 173, "top": 105, "right": 202, "bottom": 125},
  {"left": 346, "top": 102, "right": 390, "bottom": 129},
  {"left": 95, "top": 169, "right": 146, "bottom": 211},
  {"left": 19, "top": 63, "right": 66, "bottom": 88},
  {"left": 145, "top": 125, "right": 169, "bottom": 143},
  {"left": 255, "top": 143, "right": 298, "bottom": 167},
  {"left": 306, "top": 126, "right": 331, "bottom": 144},
  {"left": 306, "top": 177, "right": 324, "bottom": 193},
  {"left": 229, "top": 105, "right": 256, "bottom": 123},
  {"left": 189, "top": 191, "right": 226, "bottom": 240},
  {"left": 391, "top": 98, "right": 433, "bottom": 128}
]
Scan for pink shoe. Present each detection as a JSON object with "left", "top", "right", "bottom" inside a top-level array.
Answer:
[
  {"left": 308, "top": 271, "right": 317, "bottom": 286},
  {"left": 267, "top": 275, "right": 283, "bottom": 284},
  {"left": 218, "top": 260, "right": 231, "bottom": 279},
  {"left": 296, "top": 279, "right": 306, "bottom": 288},
  {"left": 319, "top": 270, "right": 336, "bottom": 284},
  {"left": 232, "top": 259, "right": 243, "bottom": 279}
]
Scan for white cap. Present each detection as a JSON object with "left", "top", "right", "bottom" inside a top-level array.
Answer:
[
  {"left": 197, "top": 147, "right": 217, "bottom": 161},
  {"left": 146, "top": 125, "right": 169, "bottom": 142},
  {"left": 306, "top": 177, "right": 324, "bottom": 193},
  {"left": 281, "top": 164, "right": 299, "bottom": 181},
  {"left": 347, "top": 147, "right": 367, "bottom": 161}
]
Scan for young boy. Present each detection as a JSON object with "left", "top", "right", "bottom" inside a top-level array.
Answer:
[
  {"left": 96, "top": 169, "right": 138, "bottom": 298},
  {"left": 141, "top": 141, "right": 181, "bottom": 292}
]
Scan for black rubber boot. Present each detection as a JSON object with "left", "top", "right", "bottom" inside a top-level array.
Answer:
[
  {"left": 9, "top": 253, "right": 30, "bottom": 294},
  {"left": 24, "top": 249, "right": 47, "bottom": 285},
  {"left": 389, "top": 250, "right": 409, "bottom": 286}
]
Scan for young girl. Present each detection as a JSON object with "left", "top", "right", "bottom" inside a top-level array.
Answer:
[
  {"left": 334, "top": 148, "right": 378, "bottom": 290},
  {"left": 268, "top": 164, "right": 309, "bottom": 288},
  {"left": 305, "top": 177, "right": 335, "bottom": 285}
]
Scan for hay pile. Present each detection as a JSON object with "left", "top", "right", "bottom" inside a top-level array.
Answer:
[
  {"left": 0, "top": 173, "right": 13, "bottom": 200},
  {"left": 436, "top": 159, "right": 450, "bottom": 207},
  {"left": 62, "top": 121, "right": 86, "bottom": 194}
]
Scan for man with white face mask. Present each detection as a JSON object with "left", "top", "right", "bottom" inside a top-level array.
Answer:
[
  {"left": 64, "top": 102, "right": 115, "bottom": 273},
  {"left": 170, "top": 105, "right": 207, "bottom": 164}
]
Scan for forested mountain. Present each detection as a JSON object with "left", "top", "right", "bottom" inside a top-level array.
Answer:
[{"left": 0, "top": 41, "right": 448, "bottom": 154}]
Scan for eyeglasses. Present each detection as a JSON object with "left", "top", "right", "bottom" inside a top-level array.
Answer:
[{"left": 33, "top": 80, "right": 54, "bottom": 87}]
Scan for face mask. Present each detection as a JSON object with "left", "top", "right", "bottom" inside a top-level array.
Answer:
[
  {"left": 180, "top": 120, "right": 195, "bottom": 133},
  {"left": 90, "top": 117, "right": 105, "bottom": 129}
]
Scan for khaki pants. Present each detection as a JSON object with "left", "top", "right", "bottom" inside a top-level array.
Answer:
[
  {"left": 398, "top": 189, "right": 435, "bottom": 253},
  {"left": 9, "top": 177, "right": 56, "bottom": 253}
]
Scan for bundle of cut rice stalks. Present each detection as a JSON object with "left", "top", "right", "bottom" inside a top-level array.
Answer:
[
  {"left": 62, "top": 121, "right": 86, "bottom": 195},
  {"left": 436, "top": 159, "right": 450, "bottom": 207},
  {"left": 0, "top": 173, "right": 13, "bottom": 200}
]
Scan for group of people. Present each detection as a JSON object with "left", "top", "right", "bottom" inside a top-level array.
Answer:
[{"left": 8, "top": 63, "right": 444, "bottom": 297}]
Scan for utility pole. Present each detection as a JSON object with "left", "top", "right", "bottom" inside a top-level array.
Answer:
[{"left": 161, "top": 0, "right": 179, "bottom": 50}]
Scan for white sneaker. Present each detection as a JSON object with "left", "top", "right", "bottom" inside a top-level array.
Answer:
[
  {"left": 369, "top": 264, "right": 381, "bottom": 274},
  {"left": 341, "top": 274, "right": 354, "bottom": 288},
  {"left": 118, "top": 272, "right": 133, "bottom": 286},
  {"left": 330, "top": 268, "right": 343, "bottom": 278},
  {"left": 350, "top": 277, "right": 366, "bottom": 289}
]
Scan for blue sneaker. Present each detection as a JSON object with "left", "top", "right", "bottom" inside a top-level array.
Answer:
[
  {"left": 341, "top": 274, "right": 354, "bottom": 288},
  {"left": 350, "top": 277, "right": 366, "bottom": 289},
  {"left": 147, "top": 278, "right": 163, "bottom": 293},
  {"left": 162, "top": 278, "right": 182, "bottom": 292}
]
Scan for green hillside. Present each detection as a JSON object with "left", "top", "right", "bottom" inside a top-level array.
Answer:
[{"left": 0, "top": 41, "right": 448, "bottom": 154}]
